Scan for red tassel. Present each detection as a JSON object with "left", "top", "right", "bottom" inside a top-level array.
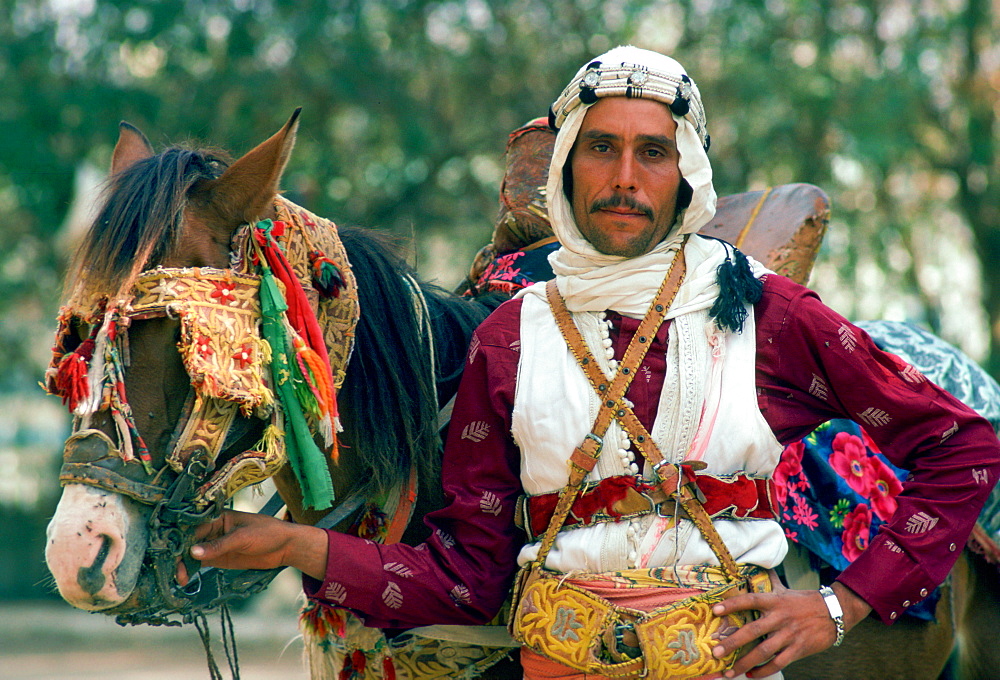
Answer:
[
  {"left": 382, "top": 657, "right": 396, "bottom": 680},
  {"left": 351, "top": 650, "right": 367, "bottom": 673},
  {"left": 300, "top": 600, "right": 349, "bottom": 640},
  {"left": 53, "top": 338, "right": 95, "bottom": 412},
  {"left": 338, "top": 658, "right": 353, "bottom": 680}
]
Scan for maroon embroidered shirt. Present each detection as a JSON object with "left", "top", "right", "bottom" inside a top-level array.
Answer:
[{"left": 304, "top": 275, "right": 1000, "bottom": 627}]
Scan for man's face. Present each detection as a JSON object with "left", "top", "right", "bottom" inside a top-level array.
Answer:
[{"left": 569, "top": 97, "right": 682, "bottom": 257}]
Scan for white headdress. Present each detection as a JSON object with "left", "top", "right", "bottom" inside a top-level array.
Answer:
[{"left": 538, "top": 46, "right": 723, "bottom": 315}]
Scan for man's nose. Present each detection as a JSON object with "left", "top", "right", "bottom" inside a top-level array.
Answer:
[{"left": 612, "top": 155, "right": 638, "bottom": 192}]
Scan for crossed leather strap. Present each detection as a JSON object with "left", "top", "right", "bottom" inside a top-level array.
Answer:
[{"left": 536, "top": 238, "right": 741, "bottom": 581}]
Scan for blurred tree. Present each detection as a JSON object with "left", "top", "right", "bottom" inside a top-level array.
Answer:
[{"left": 664, "top": 0, "right": 997, "bottom": 369}]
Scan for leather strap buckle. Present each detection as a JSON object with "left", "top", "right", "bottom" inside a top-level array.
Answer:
[{"left": 583, "top": 432, "right": 603, "bottom": 454}]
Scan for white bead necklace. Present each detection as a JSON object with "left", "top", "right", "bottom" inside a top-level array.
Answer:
[
  {"left": 600, "top": 311, "right": 644, "bottom": 568},
  {"left": 599, "top": 311, "right": 638, "bottom": 475}
]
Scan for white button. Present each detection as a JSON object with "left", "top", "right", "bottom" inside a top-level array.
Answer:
[
  {"left": 902, "top": 600, "right": 910, "bottom": 607},
  {"left": 949, "top": 543, "right": 957, "bottom": 551},
  {"left": 890, "top": 612, "right": 898, "bottom": 620},
  {"left": 919, "top": 588, "right": 928, "bottom": 597}
]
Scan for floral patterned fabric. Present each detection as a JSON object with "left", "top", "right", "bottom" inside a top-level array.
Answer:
[{"left": 471, "top": 241, "right": 560, "bottom": 296}]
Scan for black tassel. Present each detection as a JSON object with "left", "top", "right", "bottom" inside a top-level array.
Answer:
[{"left": 708, "top": 243, "right": 763, "bottom": 334}]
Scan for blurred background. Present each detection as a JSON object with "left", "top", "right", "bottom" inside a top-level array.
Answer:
[{"left": 0, "top": 0, "right": 997, "bottom": 675}]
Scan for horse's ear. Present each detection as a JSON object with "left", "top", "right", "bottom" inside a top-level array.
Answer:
[
  {"left": 200, "top": 108, "right": 301, "bottom": 227},
  {"left": 111, "top": 121, "right": 154, "bottom": 175}
]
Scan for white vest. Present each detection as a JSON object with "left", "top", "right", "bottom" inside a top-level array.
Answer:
[{"left": 511, "top": 282, "right": 787, "bottom": 573}]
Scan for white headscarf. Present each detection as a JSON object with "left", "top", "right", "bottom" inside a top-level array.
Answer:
[{"left": 537, "top": 46, "right": 724, "bottom": 316}]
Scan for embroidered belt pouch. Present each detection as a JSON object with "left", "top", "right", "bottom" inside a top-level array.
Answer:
[{"left": 510, "top": 561, "right": 771, "bottom": 679}]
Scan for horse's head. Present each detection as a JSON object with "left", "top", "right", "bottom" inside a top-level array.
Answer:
[{"left": 43, "top": 111, "right": 359, "bottom": 621}]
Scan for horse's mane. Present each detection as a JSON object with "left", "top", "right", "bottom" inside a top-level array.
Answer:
[
  {"left": 336, "top": 226, "right": 491, "bottom": 494},
  {"left": 66, "top": 146, "right": 230, "bottom": 305}
]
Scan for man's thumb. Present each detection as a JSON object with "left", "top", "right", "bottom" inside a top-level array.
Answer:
[{"left": 190, "top": 543, "right": 211, "bottom": 559}]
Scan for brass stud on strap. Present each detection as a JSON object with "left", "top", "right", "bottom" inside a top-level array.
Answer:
[{"left": 639, "top": 336, "right": 647, "bottom": 343}]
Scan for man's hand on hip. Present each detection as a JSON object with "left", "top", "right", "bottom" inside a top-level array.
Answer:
[{"left": 710, "top": 572, "right": 872, "bottom": 678}]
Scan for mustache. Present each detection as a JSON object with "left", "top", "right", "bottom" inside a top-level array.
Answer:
[{"left": 589, "top": 194, "right": 654, "bottom": 221}]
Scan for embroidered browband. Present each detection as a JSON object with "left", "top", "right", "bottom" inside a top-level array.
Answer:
[{"left": 132, "top": 268, "right": 273, "bottom": 415}]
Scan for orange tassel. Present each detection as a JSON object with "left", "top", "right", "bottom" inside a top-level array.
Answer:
[
  {"left": 296, "top": 340, "right": 335, "bottom": 418},
  {"left": 293, "top": 336, "right": 342, "bottom": 462}
]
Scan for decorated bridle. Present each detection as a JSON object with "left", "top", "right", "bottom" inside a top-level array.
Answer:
[{"left": 45, "top": 197, "right": 361, "bottom": 624}]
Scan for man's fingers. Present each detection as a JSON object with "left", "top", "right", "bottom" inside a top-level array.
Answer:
[
  {"left": 712, "top": 613, "right": 769, "bottom": 659},
  {"left": 713, "top": 592, "right": 771, "bottom": 622}
]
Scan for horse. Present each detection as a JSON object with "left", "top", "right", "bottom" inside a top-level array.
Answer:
[{"left": 43, "top": 110, "right": 517, "bottom": 678}]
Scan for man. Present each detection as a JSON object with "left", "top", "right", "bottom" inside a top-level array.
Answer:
[{"left": 183, "top": 46, "right": 1000, "bottom": 679}]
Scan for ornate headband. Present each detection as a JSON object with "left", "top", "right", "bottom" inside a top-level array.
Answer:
[{"left": 549, "top": 59, "right": 710, "bottom": 152}]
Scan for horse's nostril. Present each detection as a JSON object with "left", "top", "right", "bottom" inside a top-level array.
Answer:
[{"left": 77, "top": 534, "right": 112, "bottom": 596}]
